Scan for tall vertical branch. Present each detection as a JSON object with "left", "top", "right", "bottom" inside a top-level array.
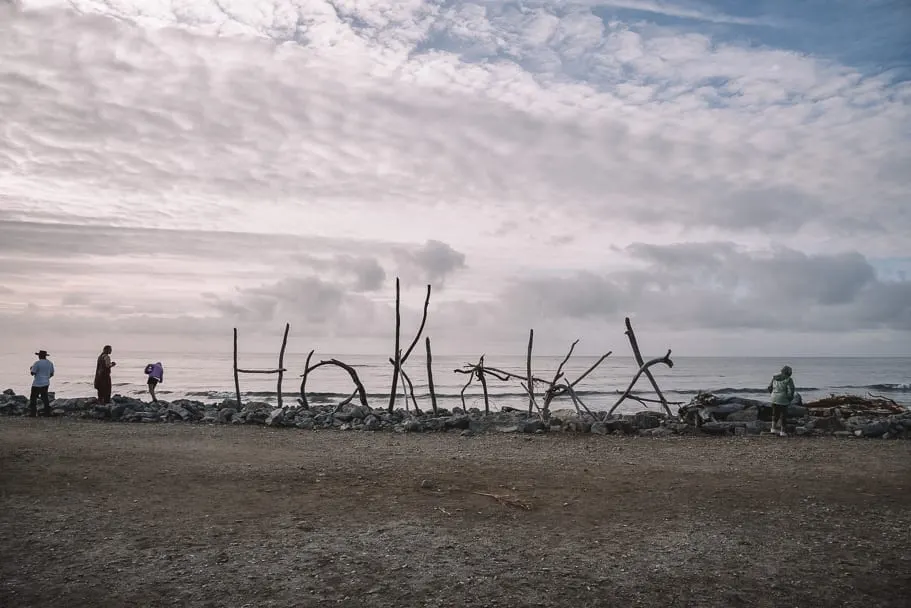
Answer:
[
  {"left": 276, "top": 322, "right": 290, "bottom": 408},
  {"left": 425, "top": 337, "right": 438, "bottom": 415},
  {"left": 388, "top": 278, "right": 401, "bottom": 412},
  {"left": 526, "top": 329, "right": 536, "bottom": 414},
  {"left": 233, "top": 328, "right": 241, "bottom": 409},
  {"left": 478, "top": 355, "right": 490, "bottom": 414}
]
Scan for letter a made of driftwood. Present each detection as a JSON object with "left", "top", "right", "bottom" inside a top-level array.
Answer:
[{"left": 607, "top": 317, "right": 674, "bottom": 417}]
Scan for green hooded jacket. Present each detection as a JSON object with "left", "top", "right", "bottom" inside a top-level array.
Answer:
[{"left": 767, "top": 367, "right": 795, "bottom": 406}]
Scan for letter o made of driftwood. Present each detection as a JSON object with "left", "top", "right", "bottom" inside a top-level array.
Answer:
[{"left": 300, "top": 359, "right": 369, "bottom": 409}]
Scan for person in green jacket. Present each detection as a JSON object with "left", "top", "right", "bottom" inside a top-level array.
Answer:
[{"left": 767, "top": 365, "right": 795, "bottom": 437}]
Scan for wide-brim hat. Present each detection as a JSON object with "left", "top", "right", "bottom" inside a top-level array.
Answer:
[{"left": 35, "top": 350, "right": 49, "bottom": 357}]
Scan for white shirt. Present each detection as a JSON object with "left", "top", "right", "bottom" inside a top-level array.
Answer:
[{"left": 31, "top": 359, "right": 55, "bottom": 387}]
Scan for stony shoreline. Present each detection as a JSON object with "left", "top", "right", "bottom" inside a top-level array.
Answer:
[{"left": 2, "top": 388, "right": 909, "bottom": 439}]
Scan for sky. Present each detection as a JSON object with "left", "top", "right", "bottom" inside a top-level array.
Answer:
[{"left": 0, "top": 0, "right": 909, "bottom": 358}]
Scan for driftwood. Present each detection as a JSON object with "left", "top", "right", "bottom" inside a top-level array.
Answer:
[
  {"left": 542, "top": 339, "right": 578, "bottom": 412},
  {"left": 388, "top": 280, "right": 432, "bottom": 412},
  {"left": 276, "top": 323, "right": 290, "bottom": 408},
  {"left": 300, "top": 357, "right": 369, "bottom": 409},
  {"left": 233, "top": 324, "right": 291, "bottom": 410},
  {"left": 477, "top": 355, "right": 490, "bottom": 414},
  {"left": 453, "top": 336, "right": 610, "bottom": 419},
  {"left": 389, "top": 357, "right": 421, "bottom": 413},
  {"left": 526, "top": 329, "right": 536, "bottom": 414},
  {"left": 298, "top": 350, "right": 315, "bottom": 409},
  {"left": 622, "top": 317, "right": 672, "bottom": 417},
  {"left": 607, "top": 349, "right": 674, "bottom": 416},
  {"left": 388, "top": 279, "right": 401, "bottom": 412},
  {"left": 459, "top": 372, "right": 474, "bottom": 409},
  {"left": 233, "top": 328, "right": 241, "bottom": 408},
  {"left": 425, "top": 337, "right": 438, "bottom": 415}
]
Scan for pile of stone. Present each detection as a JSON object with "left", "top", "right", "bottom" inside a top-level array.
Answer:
[
  {"left": 1, "top": 388, "right": 908, "bottom": 439},
  {"left": 679, "top": 392, "right": 911, "bottom": 439}
]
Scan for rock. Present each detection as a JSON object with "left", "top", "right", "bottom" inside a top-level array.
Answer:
[
  {"left": 2, "top": 388, "right": 14, "bottom": 396},
  {"left": 634, "top": 412, "right": 661, "bottom": 430},
  {"left": 460, "top": 429, "right": 474, "bottom": 437},
  {"left": 167, "top": 407, "right": 192, "bottom": 422},
  {"left": 743, "top": 421, "right": 765, "bottom": 435},
  {"left": 700, "top": 421, "right": 734, "bottom": 435},
  {"left": 833, "top": 431, "right": 854, "bottom": 438},
  {"left": 334, "top": 411, "right": 354, "bottom": 422},
  {"left": 363, "top": 415, "right": 381, "bottom": 431},
  {"left": 795, "top": 426, "right": 810, "bottom": 436},
  {"left": 445, "top": 415, "right": 471, "bottom": 430},
  {"left": 861, "top": 421, "right": 890, "bottom": 437},
  {"left": 726, "top": 407, "right": 759, "bottom": 422},
  {"left": 497, "top": 426, "right": 519, "bottom": 433},
  {"left": 267, "top": 409, "right": 285, "bottom": 427},
  {"left": 349, "top": 405, "right": 370, "bottom": 420},
  {"left": 517, "top": 419, "right": 545, "bottom": 434},
  {"left": 295, "top": 418, "right": 315, "bottom": 430},
  {"left": 807, "top": 416, "right": 844, "bottom": 432},
  {"left": 641, "top": 427, "right": 673, "bottom": 438},
  {"left": 403, "top": 420, "right": 423, "bottom": 433},
  {"left": 420, "top": 479, "right": 435, "bottom": 489},
  {"left": 590, "top": 422, "right": 608, "bottom": 435},
  {"left": 217, "top": 408, "right": 236, "bottom": 424}
]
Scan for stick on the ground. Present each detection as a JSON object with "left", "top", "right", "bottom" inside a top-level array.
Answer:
[
  {"left": 425, "top": 337, "right": 438, "bottom": 415},
  {"left": 624, "top": 317, "right": 673, "bottom": 417},
  {"left": 276, "top": 322, "right": 290, "bottom": 408}
]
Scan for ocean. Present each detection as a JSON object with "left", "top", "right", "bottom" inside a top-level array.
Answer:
[{"left": 3, "top": 351, "right": 909, "bottom": 414}]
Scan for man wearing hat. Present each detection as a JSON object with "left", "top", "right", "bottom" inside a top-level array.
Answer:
[{"left": 29, "top": 349, "right": 55, "bottom": 417}]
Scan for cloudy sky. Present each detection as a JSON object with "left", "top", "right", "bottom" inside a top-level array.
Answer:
[{"left": 1, "top": 0, "right": 909, "bottom": 357}]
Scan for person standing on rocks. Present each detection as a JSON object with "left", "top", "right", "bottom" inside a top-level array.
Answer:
[
  {"left": 94, "top": 345, "right": 116, "bottom": 405},
  {"left": 28, "top": 349, "right": 55, "bottom": 417},
  {"left": 144, "top": 361, "right": 164, "bottom": 403},
  {"left": 767, "top": 365, "right": 795, "bottom": 437}
]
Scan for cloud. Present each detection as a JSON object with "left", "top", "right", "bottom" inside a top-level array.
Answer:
[
  {"left": 503, "top": 243, "right": 911, "bottom": 332},
  {"left": 0, "top": 1, "right": 909, "bottom": 357},
  {"left": 393, "top": 240, "right": 467, "bottom": 287},
  {"left": 0, "top": 2, "right": 907, "bottom": 248}
]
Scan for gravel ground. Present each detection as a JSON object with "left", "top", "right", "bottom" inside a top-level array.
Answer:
[{"left": 1, "top": 417, "right": 909, "bottom": 607}]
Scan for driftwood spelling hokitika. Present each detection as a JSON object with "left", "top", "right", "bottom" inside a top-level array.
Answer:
[
  {"left": 298, "top": 353, "right": 369, "bottom": 411},
  {"left": 232, "top": 324, "right": 290, "bottom": 409},
  {"left": 387, "top": 278, "right": 432, "bottom": 413}
]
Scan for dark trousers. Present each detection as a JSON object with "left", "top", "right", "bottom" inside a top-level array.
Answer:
[
  {"left": 772, "top": 404, "right": 787, "bottom": 428},
  {"left": 29, "top": 385, "right": 51, "bottom": 416},
  {"left": 96, "top": 376, "right": 112, "bottom": 405}
]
